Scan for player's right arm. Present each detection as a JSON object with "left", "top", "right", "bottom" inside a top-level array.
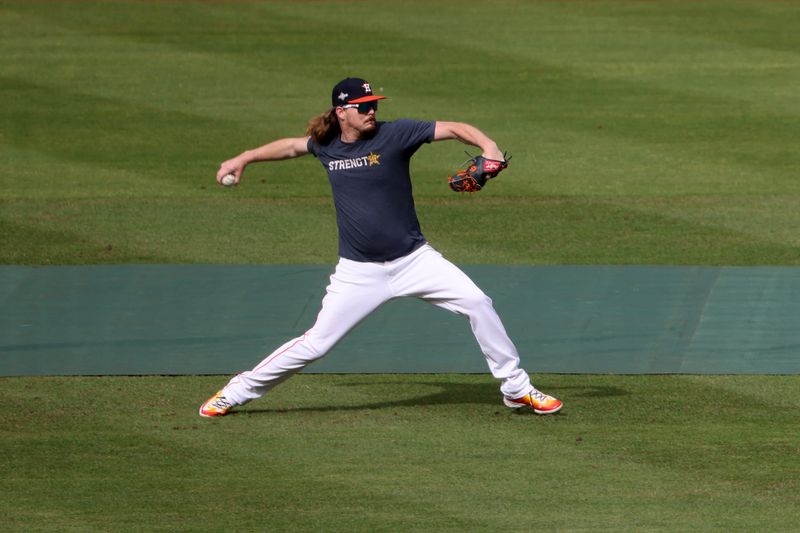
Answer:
[{"left": 216, "top": 136, "right": 311, "bottom": 185}]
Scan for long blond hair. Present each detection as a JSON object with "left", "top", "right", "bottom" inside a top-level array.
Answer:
[{"left": 306, "top": 108, "right": 339, "bottom": 145}]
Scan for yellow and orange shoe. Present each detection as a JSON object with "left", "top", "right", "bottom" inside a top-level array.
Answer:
[
  {"left": 504, "top": 389, "right": 562, "bottom": 415},
  {"left": 199, "top": 390, "right": 235, "bottom": 418}
]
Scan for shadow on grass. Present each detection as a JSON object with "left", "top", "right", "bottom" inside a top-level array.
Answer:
[{"left": 227, "top": 379, "right": 629, "bottom": 416}]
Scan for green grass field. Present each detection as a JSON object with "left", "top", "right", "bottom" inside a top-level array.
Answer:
[
  {"left": 2, "top": 374, "right": 800, "bottom": 531},
  {"left": 2, "top": 0, "right": 799, "bottom": 265},
  {"left": 2, "top": 1, "right": 799, "bottom": 530}
]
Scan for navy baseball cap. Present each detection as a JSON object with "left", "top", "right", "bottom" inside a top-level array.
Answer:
[{"left": 331, "top": 77, "right": 387, "bottom": 107}]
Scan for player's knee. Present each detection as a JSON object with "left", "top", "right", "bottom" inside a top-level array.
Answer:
[
  {"left": 303, "top": 331, "right": 337, "bottom": 359},
  {"left": 460, "top": 289, "right": 493, "bottom": 311}
]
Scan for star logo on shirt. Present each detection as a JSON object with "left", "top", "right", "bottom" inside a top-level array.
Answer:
[{"left": 367, "top": 152, "right": 381, "bottom": 166}]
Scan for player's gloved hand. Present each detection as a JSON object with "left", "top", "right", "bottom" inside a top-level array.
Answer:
[{"left": 447, "top": 152, "right": 511, "bottom": 193}]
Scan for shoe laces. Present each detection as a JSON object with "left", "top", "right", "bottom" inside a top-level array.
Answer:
[
  {"left": 211, "top": 394, "right": 232, "bottom": 409},
  {"left": 529, "top": 389, "right": 551, "bottom": 403}
]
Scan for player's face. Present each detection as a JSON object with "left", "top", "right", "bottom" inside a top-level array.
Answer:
[{"left": 339, "top": 101, "right": 378, "bottom": 135}]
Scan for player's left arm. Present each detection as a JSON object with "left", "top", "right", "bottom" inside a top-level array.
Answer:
[{"left": 433, "top": 121, "right": 505, "bottom": 161}]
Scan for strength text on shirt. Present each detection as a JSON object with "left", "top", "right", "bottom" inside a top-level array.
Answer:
[{"left": 328, "top": 152, "right": 381, "bottom": 171}]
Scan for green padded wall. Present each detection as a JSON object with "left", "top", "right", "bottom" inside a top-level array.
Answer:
[{"left": 1, "top": 265, "right": 798, "bottom": 376}]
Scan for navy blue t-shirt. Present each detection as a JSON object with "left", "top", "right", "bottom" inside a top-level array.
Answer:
[{"left": 307, "top": 119, "right": 436, "bottom": 262}]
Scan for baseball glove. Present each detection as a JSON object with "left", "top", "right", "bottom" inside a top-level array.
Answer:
[{"left": 447, "top": 152, "right": 511, "bottom": 192}]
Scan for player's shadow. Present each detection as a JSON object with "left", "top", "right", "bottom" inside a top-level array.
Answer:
[{"left": 229, "top": 379, "right": 628, "bottom": 416}]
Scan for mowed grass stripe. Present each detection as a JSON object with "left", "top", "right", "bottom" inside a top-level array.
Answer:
[
  {"left": 0, "top": 198, "right": 339, "bottom": 264},
  {"left": 3, "top": 195, "right": 798, "bottom": 265},
  {"left": 418, "top": 197, "right": 800, "bottom": 265},
  {"left": 0, "top": 75, "right": 238, "bottom": 183},
  {"left": 0, "top": 4, "right": 339, "bottom": 127},
  {"left": 599, "top": 195, "right": 800, "bottom": 252}
]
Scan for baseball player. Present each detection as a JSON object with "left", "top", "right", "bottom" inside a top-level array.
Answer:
[{"left": 200, "top": 77, "right": 562, "bottom": 417}]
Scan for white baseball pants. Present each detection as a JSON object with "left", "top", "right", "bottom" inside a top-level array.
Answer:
[{"left": 222, "top": 244, "right": 533, "bottom": 404}]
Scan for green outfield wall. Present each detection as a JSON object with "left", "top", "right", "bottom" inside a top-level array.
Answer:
[{"left": 1, "top": 265, "right": 798, "bottom": 376}]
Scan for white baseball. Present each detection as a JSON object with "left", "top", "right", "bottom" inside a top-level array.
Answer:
[{"left": 221, "top": 173, "right": 236, "bottom": 187}]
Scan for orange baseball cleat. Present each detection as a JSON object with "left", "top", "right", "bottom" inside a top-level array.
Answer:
[
  {"left": 504, "top": 389, "right": 563, "bottom": 415},
  {"left": 199, "top": 390, "right": 235, "bottom": 418}
]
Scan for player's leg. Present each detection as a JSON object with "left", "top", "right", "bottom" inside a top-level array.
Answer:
[
  {"left": 200, "top": 258, "right": 391, "bottom": 416},
  {"left": 390, "top": 244, "right": 561, "bottom": 414}
]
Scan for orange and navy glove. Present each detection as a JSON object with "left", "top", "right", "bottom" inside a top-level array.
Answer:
[{"left": 447, "top": 152, "right": 510, "bottom": 192}]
